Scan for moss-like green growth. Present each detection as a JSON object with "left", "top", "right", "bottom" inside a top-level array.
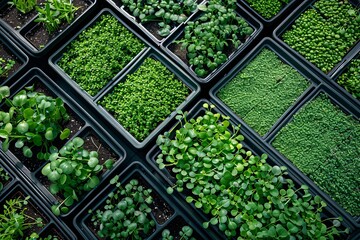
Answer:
[
  {"left": 58, "top": 14, "right": 145, "bottom": 97},
  {"left": 100, "top": 58, "right": 190, "bottom": 141},
  {"left": 282, "top": 0, "right": 360, "bottom": 73},
  {"left": 217, "top": 48, "right": 309, "bottom": 136},
  {"left": 273, "top": 94, "right": 360, "bottom": 216},
  {"left": 245, "top": 0, "right": 285, "bottom": 19},
  {"left": 337, "top": 58, "right": 359, "bottom": 99}
]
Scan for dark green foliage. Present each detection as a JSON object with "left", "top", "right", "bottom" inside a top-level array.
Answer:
[
  {"left": 245, "top": 0, "right": 285, "bottom": 19},
  {"left": 0, "top": 196, "right": 44, "bottom": 239},
  {"left": 156, "top": 104, "right": 347, "bottom": 239},
  {"left": 100, "top": 58, "right": 189, "bottom": 141},
  {"left": 41, "top": 137, "right": 114, "bottom": 216},
  {"left": 35, "top": 0, "right": 78, "bottom": 33},
  {"left": 177, "top": 0, "right": 253, "bottom": 77},
  {"left": 8, "top": 0, "right": 37, "bottom": 14},
  {"left": 0, "top": 58, "right": 15, "bottom": 78},
  {"left": 0, "top": 167, "right": 10, "bottom": 192},
  {"left": 282, "top": 0, "right": 360, "bottom": 73},
  {"left": 0, "top": 86, "right": 70, "bottom": 160},
  {"left": 218, "top": 49, "right": 309, "bottom": 136},
  {"left": 337, "top": 58, "right": 359, "bottom": 99},
  {"left": 90, "top": 177, "right": 155, "bottom": 239},
  {"left": 121, "top": 0, "right": 198, "bottom": 37},
  {"left": 58, "top": 14, "right": 145, "bottom": 96},
  {"left": 273, "top": 94, "right": 360, "bottom": 216}
]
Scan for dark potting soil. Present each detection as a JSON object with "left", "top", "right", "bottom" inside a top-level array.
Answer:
[
  {"left": 0, "top": 43, "right": 21, "bottom": 82},
  {"left": 0, "top": 4, "right": 38, "bottom": 30},
  {"left": 0, "top": 191, "right": 50, "bottom": 236},
  {"left": 40, "top": 225, "right": 64, "bottom": 240},
  {"left": 24, "top": 0, "right": 91, "bottom": 50},
  {"left": 153, "top": 216, "right": 202, "bottom": 240}
]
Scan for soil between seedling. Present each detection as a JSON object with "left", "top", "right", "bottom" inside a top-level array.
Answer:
[
  {"left": 0, "top": 43, "right": 21, "bottom": 82},
  {"left": 0, "top": 4, "right": 38, "bottom": 29},
  {"left": 86, "top": 175, "right": 174, "bottom": 239},
  {"left": 40, "top": 225, "right": 64, "bottom": 239},
  {"left": 24, "top": 0, "right": 91, "bottom": 50},
  {"left": 0, "top": 191, "right": 50, "bottom": 236}
]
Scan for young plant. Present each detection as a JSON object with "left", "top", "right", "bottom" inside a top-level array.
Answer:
[
  {"left": 283, "top": 0, "right": 360, "bottom": 73},
  {"left": 156, "top": 103, "right": 348, "bottom": 239},
  {"left": 0, "top": 58, "right": 16, "bottom": 78},
  {"left": 337, "top": 58, "right": 359, "bottom": 99},
  {"left": 121, "top": 0, "right": 198, "bottom": 37},
  {"left": 0, "top": 86, "right": 70, "bottom": 160},
  {"left": 161, "top": 226, "right": 195, "bottom": 240},
  {"left": 58, "top": 13, "right": 145, "bottom": 96},
  {"left": 89, "top": 176, "right": 155, "bottom": 239},
  {"left": 176, "top": 0, "right": 253, "bottom": 77},
  {"left": 244, "top": 0, "right": 286, "bottom": 19},
  {"left": 0, "top": 167, "right": 10, "bottom": 192},
  {"left": 41, "top": 137, "right": 115, "bottom": 216},
  {"left": 217, "top": 48, "right": 310, "bottom": 135},
  {"left": 99, "top": 58, "right": 189, "bottom": 141},
  {"left": 35, "top": 0, "right": 79, "bottom": 33},
  {"left": 273, "top": 94, "right": 360, "bottom": 216},
  {"left": 0, "top": 196, "right": 45, "bottom": 239},
  {"left": 7, "top": 0, "right": 37, "bottom": 14}
]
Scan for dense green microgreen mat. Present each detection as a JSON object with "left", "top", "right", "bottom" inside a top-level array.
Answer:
[
  {"left": 282, "top": 0, "right": 360, "bottom": 73},
  {"left": 100, "top": 58, "right": 190, "bottom": 142},
  {"left": 58, "top": 14, "right": 145, "bottom": 97},
  {"left": 244, "top": 0, "right": 290, "bottom": 19},
  {"left": 337, "top": 58, "right": 360, "bottom": 99},
  {"left": 217, "top": 48, "right": 310, "bottom": 136},
  {"left": 273, "top": 94, "right": 360, "bottom": 216}
]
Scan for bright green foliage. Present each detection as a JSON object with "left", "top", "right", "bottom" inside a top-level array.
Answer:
[
  {"left": 8, "top": 0, "right": 37, "bottom": 14},
  {"left": 35, "top": 0, "right": 79, "bottom": 33},
  {"left": 161, "top": 226, "right": 195, "bottom": 240},
  {"left": 0, "top": 196, "right": 44, "bottom": 240},
  {"left": 218, "top": 49, "right": 309, "bottom": 136},
  {"left": 0, "top": 167, "right": 10, "bottom": 192},
  {"left": 0, "top": 58, "right": 16, "bottom": 78},
  {"left": 337, "top": 58, "right": 360, "bottom": 99},
  {"left": 0, "top": 86, "right": 70, "bottom": 160},
  {"left": 90, "top": 177, "right": 156, "bottom": 239},
  {"left": 245, "top": 0, "right": 284, "bottom": 19},
  {"left": 273, "top": 94, "right": 360, "bottom": 216},
  {"left": 41, "top": 137, "right": 114, "bottom": 216},
  {"left": 283, "top": 0, "right": 360, "bottom": 73},
  {"left": 156, "top": 104, "right": 347, "bottom": 239},
  {"left": 121, "top": 0, "right": 198, "bottom": 37},
  {"left": 58, "top": 14, "right": 145, "bottom": 97},
  {"left": 100, "top": 58, "right": 189, "bottom": 141},
  {"left": 27, "top": 233, "right": 60, "bottom": 240},
  {"left": 177, "top": 0, "right": 253, "bottom": 77}
]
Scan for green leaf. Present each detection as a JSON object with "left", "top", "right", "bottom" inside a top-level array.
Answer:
[
  {"left": 51, "top": 205, "right": 60, "bottom": 216},
  {"left": 60, "top": 128, "right": 70, "bottom": 140},
  {"left": 87, "top": 176, "right": 100, "bottom": 188},
  {"left": 88, "top": 157, "right": 99, "bottom": 168}
]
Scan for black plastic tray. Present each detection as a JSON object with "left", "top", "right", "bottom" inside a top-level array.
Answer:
[
  {"left": 161, "top": 2, "right": 263, "bottom": 83},
  {"left": 0, "top": 29, "right": 28, "bottom": 85},
  {"left": 146, "top": 98, "right": 357, "bottom": 238},
  {"left": 0, "top": 182, "right": 77, "bottom": 239},
  {"left": 73, "top": 160, "right": 214, "bottom": 240},
  {"left": 0, "top": 0, "right": 96, "bottom": 56},
  {"left": 273, "top": 0, "right": 360, "bottom": 81},
  {"left": 210, "top": 37, "right": 319, "bottom": 139},
  {"left": 0, "top": 158, "right": 15, "bottom": 196},
  {"left": 93, "top": 47, "right": 200, "bottom": 149},
  {"left": 0, "top": 68, "right": 127, "bottom": 218},
  {"left": 49, "top": 8, "right": 150, "bottom": 105},
  {"left": 107, "top": 0, "right": 204, "bottom": 46},
  {"left": 265, "top": 84, "right": 360, "bottom": 227}
]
